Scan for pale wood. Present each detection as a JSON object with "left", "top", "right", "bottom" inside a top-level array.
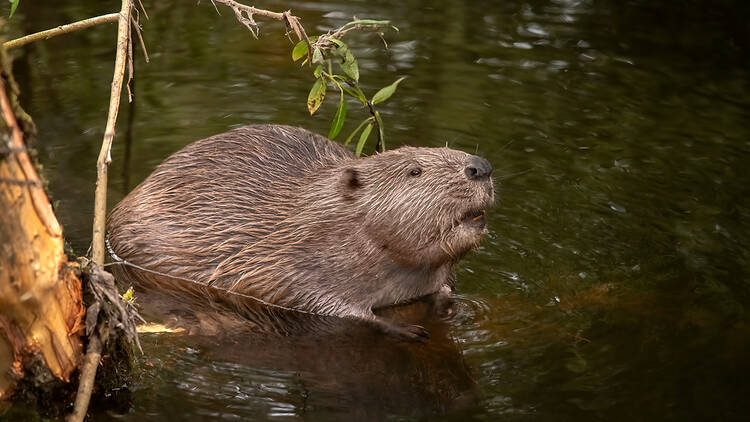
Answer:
[
  {"left": 91, "top": 2, "right": 132, "bottom": 266},
  {"left": 3, "top": 13, "right": 119, "bottom": 50},
  {"left": 0, "top": 76, "right": 84, "bottom": 400}
]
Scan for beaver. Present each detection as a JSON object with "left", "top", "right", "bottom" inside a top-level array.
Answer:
[{"left": 107, "top": 124, "right": 494, "bottom": 341}]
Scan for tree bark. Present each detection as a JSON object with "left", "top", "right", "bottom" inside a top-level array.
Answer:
[{"left": 0, "top": 58, "right": 84, "bottom": 401}]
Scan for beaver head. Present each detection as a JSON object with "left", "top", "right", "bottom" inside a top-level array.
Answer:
[{"left": 335, "top": 146, "right": 495, "bottom": 269}]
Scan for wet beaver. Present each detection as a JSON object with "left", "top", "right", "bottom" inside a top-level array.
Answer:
[{"left": 107, "top": 124, "right": 494, "bottom": 341}]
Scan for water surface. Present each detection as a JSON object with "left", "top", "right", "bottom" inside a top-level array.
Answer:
[{"left": 7, "top": 0, "right": 750, "bottom": 420}]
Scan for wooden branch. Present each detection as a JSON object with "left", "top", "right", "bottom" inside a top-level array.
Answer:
[
  {"left": 210, "top": 0, "right": 312, "bottom": 60},
  {"left": 73, "top": 1, "right": 133, "bottom": 420},
  {"left": 65, "top": 333, "right": 103, "bottom": 422},
  {"left": 3, "top": 13, "right": 120, "bottom": 50},
  {"left": 91, "top": 1, "right": 132, "bottom": 266},
  {"left": 212, "top": 0, "right": 285, "bottom": 23}
]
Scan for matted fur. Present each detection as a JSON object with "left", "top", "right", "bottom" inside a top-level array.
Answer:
[{"left": 108, "top": 124, "right": 494, "bottom": 328}]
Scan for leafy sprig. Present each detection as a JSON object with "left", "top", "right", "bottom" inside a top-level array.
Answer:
[
  {"left": 8, "top": 0, "right": 20, "bottom": 18},
  {"left": 292, "top": 19, "right": 405, "bottom": 156}
]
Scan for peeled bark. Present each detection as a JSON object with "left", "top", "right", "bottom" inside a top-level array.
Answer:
[{"left": 0, "top": 60, "right": 84, "bottom": 400}]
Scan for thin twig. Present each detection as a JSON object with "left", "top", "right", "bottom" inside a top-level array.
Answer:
[
  {"left": 131, "top": 13, "right": 150, "bottom": 62},
  {"left": 72, "top": 7, "right": 133, "bottom": 422},
  {"left": 91, "top": 0, "right": 133, "bottom": 267},
  {"left": 208, "top": 0, "right": 222, "bottom": 15},
  {"left": 283, "top": 11, "right": 312, "bottom": 63},
  {"left": 212, "top": 0, "right": 286, "bottom": 21},
  {"left": 209, "top": 0, "right": 312, "bottom": 61},
  {"left": 135, "top": 0, "right": 149, "bottom": 20},
  {"left": 65, "top": 332, "right": 103, "bottom": 422},
  {"left": 126, "top": 20, "right": 133, "bottom": 102},
  {"left": 312, "top": 20, "right": 394, "bottom": 62},
  {"left": 3, "top": 13, "right": 119, "bottom": 50}
]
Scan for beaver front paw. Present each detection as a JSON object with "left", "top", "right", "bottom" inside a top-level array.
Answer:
[
  {"left": 425, "top": 286, "right": 456, "bottom": 319},
  {"left": 371, "top": 316, "right": 430, "bottom": 343}
]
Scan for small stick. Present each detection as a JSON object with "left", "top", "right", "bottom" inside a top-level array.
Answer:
[
  {"left": 3, "top": 13, "right": 120, "bottom": 50},
  {"left": 65, "top": 333, "right": 103, "bottom": 422},
  {"left": 91, "top": 0, "right": 133, "bottom": 266},
  {"left": 130, "top": 15, "right": 150, "bottom": 62},
  {"left": 75, "top": 2, "right": 133, "bottom": 420},
  {"left": 209, "top": 0, "right": 313, "bottom": 61}
]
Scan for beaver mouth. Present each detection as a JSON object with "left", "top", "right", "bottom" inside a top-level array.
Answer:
[{"left": 455, "top": 208, "right": 488, "bottom": 230}]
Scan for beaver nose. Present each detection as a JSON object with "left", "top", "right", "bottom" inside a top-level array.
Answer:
[{"left": 464, "top": 155, "right": 492, "bottom": 180}]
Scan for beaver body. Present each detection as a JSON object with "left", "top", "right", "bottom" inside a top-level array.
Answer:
[{"left": 108, "top": 124, "right": 494, "bottom": 340}]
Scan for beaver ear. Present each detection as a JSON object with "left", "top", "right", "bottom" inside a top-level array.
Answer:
[{"left": 339, "top": 167, "right": 362, "bottom": 198}]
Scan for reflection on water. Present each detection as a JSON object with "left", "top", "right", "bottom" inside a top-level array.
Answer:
[
  {"left": 8, "top": 0, "right": 750, "bottom": 420},
  {"left": 124, "top": 291, "right": 477, "bottom": 421}
]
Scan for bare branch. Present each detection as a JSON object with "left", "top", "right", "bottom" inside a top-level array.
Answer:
[
  {"left": 209, "top": 0, "right": 221, "bottom": 15},
  {"left": 283, "top": 11, "right": 313, "bottom": 62},
  {"left": 130, "top": 15, "right": 150, "bottom": 62},
  {"left": 74, "top": 0, "right": 134, "bottom": 419},
  {"left": 136, "top": 0, "right": 149, "bottom": 20},
  {"left": 3, "top": 13, "right": 120, "bottom": 50},
  {"left": 126, "top": 19, "right": 134, "bottom": 102},
  {"left": 209, "top": 1, "right": 313, "bottom": 62},
  {"left": 90, "top": 0, "right": 132, "bottom": 294},
  {"left": 65, "top": 331, "right": 104, "bottom": 422}
]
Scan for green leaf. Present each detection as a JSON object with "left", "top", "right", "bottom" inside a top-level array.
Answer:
[
  {"left": 330, "top": 40, "right": 350, "bottom": 61},
  {"left": 340, "top": 50, "right": 359, "bottom": 82},
  {"left": 372, "top": 77, "right": 406, "bottom": 105},
  {"left": 292, "top": 39, "right": 308, "bottom": 61},
  {"left": 291, "top": 36, "right": 317, "bottom": 62},
  {"left": 9, "top": 0, "right": 19, "bottom": 18},
  {"left": 345, "top": 118, "right": 372, "bottom": 146},
  {"left": 374, "top": 111, "right": 385, "bottom": 151},
  {"left": 312, "top": 47, "right": 323, "bottom": 64},
  {"left": 356, "top": 123, "right": 373, "bottom": 156},
  {"left": 329, "top": 41, "right": 358, "bottom": 82},
  {"left": 313, "top": 64, "right": 323, "bottom": 78},
  {"left": 307, "top": 78, "right": 326, "bottom": 115},
  {"left": 328, "top": 93, "right": 347, "bottom": 139}
]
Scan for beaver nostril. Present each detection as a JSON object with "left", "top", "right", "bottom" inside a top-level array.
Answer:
[{"left": 465, "top": 156, "right": 492, "bottom": 180}]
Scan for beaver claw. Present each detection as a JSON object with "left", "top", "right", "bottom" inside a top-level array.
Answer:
[
  {"left": 371, "top": 316, "right": 430, "bottom": 342},
  {"left": 398, "top": 324, "right": 430, "bottom": 342}
]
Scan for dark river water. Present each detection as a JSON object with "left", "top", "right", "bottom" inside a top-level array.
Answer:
[{"left": 6, "top": 0, "right": 750, "bottom": 420}]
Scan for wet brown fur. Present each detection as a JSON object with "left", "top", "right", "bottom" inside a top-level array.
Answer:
[{"left": 108, "top": 124, "right": 494, "bottom": 337}]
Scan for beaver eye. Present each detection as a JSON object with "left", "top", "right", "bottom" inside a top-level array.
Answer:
[{"left": 409, "top": 168, "right": 422, "bottom": 177}]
